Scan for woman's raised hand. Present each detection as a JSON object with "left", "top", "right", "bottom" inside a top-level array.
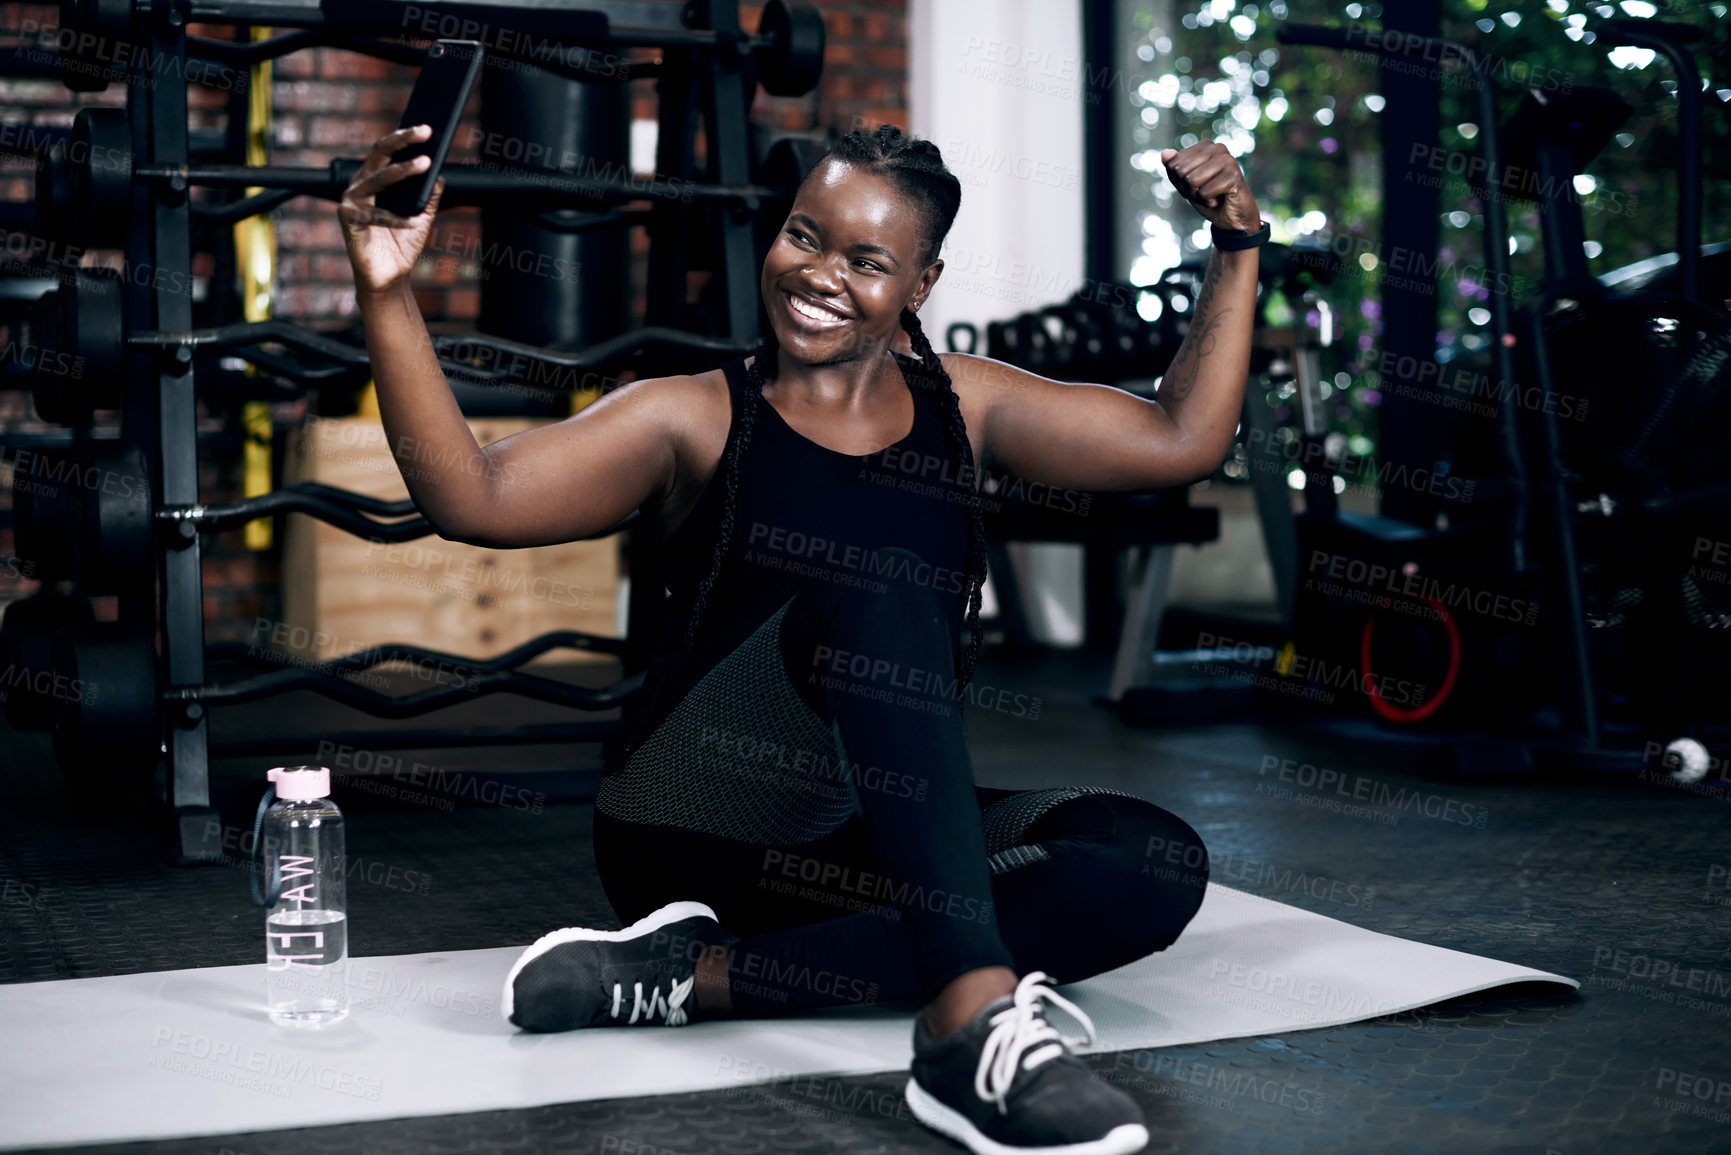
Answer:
[
  {"left": 339, "top": 125, "right": 444, "bottom": 294},
  {"left": 1159, "top": 141, "right": 1261, "bottom": 234}
]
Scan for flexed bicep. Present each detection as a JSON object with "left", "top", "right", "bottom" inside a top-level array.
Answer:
[{"left": 943, "top": 353, "right": 1207, "bottom": 492}]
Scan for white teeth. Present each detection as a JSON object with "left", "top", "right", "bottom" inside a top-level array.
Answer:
[{"left": 787, "top": 293, "right": 847, "bottom": 326}]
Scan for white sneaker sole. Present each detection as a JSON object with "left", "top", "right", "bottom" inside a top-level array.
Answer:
[
  {"left": 905, "top": 1076, "right": 1149, "bottom": 1155},
  {"left": 500, "top": 899, "right": 718, "bottom": 1025}
]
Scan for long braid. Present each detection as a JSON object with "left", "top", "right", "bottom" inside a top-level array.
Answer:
[
  {"left": 685, "top": 330, "right": 772, "bottom": 654},
  {"left": 900, "top": 308, "right": 987, "bottom": 693},
  {"left": 617, "top": 334, "right": 772, "bottom": 764}
]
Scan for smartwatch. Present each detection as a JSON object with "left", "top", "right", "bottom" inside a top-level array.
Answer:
[{"left": 1211, "top": 221, "right": 1272, "bottom": 250}]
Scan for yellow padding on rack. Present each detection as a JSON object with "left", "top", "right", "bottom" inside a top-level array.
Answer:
[{"left": 237, "top": 28, "right": 276, "bottom": 551}]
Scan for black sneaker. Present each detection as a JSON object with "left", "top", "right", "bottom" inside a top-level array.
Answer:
[
  {"left": 502, "top": 900, "right": 723, "bottom": 1032},
  {"left": 906, "top": 971, "right": 1148, "bottom": 1155}
]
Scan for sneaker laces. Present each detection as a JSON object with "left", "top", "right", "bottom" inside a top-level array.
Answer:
[
  {"left": 608, "top": 975, "right": 695, "bottom": 1026},
  {"left": 974, "top": 971, "right": 1097, "bottom": 1115}
]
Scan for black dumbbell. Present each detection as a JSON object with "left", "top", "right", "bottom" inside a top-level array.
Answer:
[
  {"left": 0, "top": 592, "right": 96, "bottom": 730},
  {"left": 31, "top": 265, "right": 125, "bottom": 426},
  {"left": 66, "top": 106, "right": 132, "bottom": 247},
  {"left": 50, "top": 617, "right": 162, "bottom": 795},
  {"left": 756, "top": 0, "right": 827, "bottom": 97}
]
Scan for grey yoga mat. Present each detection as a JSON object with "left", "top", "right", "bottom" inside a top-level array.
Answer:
[{"left": 0, "top": 883, "right": 1577, "bottom": 1150}]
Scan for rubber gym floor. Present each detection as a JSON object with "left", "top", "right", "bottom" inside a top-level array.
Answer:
[{"left": 2, "top": 646, "right": 1724, "bottom": 1155}]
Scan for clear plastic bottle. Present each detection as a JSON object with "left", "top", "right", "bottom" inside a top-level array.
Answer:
[{"left": 262, "top": 765, "right": 349, "bottom": 1026}]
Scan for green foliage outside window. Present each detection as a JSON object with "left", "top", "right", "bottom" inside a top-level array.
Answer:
[{"left": 1120, "top": 0, "right": 1730, "bottom": 476}]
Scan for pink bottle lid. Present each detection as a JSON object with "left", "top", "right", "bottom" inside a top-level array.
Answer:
[{"left": 268, "top": 764, "right": 331, "bottom": 802}]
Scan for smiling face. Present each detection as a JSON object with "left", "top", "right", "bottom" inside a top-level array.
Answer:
[{"left": 760, "top": 158, "right": 943, "bottom": 367}]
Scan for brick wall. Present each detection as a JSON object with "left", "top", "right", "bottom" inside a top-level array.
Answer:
[
  {"left": 0, "top": 0, "right": 908, "bottom": 641},
  {"left": 273, "top": 1, "right": 910, "bottom": 329}
]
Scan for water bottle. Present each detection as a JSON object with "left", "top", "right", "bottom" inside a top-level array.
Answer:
[{"left": 260, "top": 765, "right": 349, "bottom": 1026}]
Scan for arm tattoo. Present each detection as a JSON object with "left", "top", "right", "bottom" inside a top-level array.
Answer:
[{"left": 1162, "top": 253, "right": 1234, "bottom": 403}]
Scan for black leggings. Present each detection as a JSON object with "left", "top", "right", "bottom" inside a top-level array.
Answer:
[{"left": 593, "top": 549, "right": 1210, "bottom": 1013}]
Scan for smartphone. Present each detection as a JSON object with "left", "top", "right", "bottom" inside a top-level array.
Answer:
[{"left": 374, "top": 39, "right": 484, "bottom": 218}]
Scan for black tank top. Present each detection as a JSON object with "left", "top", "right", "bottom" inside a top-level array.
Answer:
[{"left": 621, "top": 351, "right": 973, "bottom": 763}]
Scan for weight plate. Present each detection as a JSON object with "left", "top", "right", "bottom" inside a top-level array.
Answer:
[
  {"left": 27, "top": 288, "right": 83, "bottom": 427},
  {"left": 34, "top": 267, "right": 122, "bottom": 426},
  {"left": 11, "top": 446, "right": 80, "bottom": 578},
  {"left": 66, "top": 265, "right": 125, "bottom": 396},
  {"left": 74, "top": 444, "right": 153, "bottom": 594},
  {"left": 59, "top": 0, "right": 130, "bottom": 93},
  {"left": 33, "top": 140, "right": 77, "bottom": 241},
  {"left": 69, "top": 107, "right": 131, "bottom": 244},
  {"left": 50, "top": 618, "right": 160, "bottom": 787},
  {"left": 0, "top": 593, "right": 96, "bottom": 730},
  {"left": 757, "top": 0, "right": 826, "bottom": 98}
]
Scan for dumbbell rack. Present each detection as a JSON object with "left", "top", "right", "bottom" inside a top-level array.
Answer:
[{"left": 0, "top": 0, "right": 825, "bottom": 862}]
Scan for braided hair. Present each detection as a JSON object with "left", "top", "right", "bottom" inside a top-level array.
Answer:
[{"left": 619, "top": 125, "right": 982, "bottom": 762}]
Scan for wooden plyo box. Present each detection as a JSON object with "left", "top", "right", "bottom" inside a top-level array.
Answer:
[{"left": 281, "top": 416, "right": 620, "bottom": 668}]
